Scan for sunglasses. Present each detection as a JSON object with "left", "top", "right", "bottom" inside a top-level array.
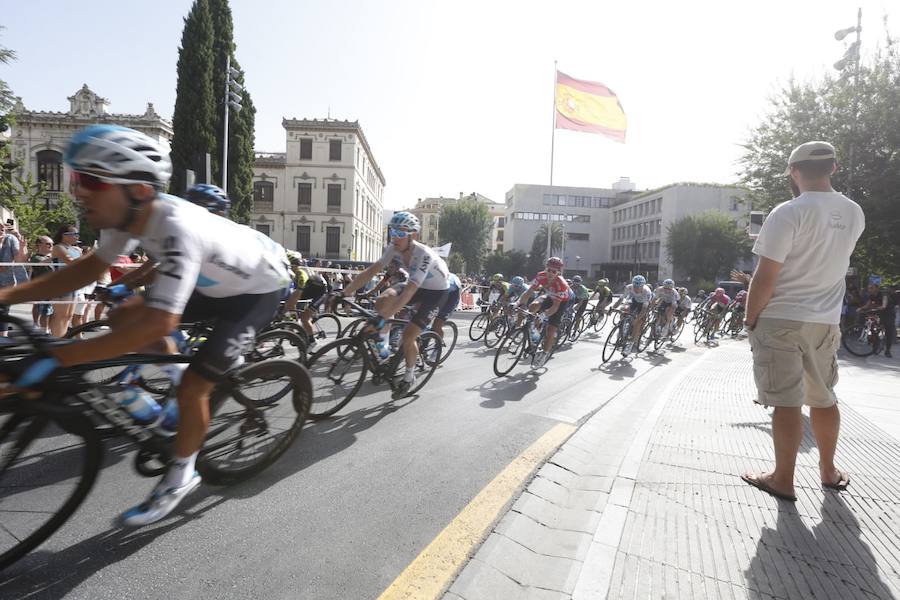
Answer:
[
  {"left": 64, "top": 231, "right": 79, "bottom": 236},
  {"left": 390, "top": 228, "right": 410, "bottom": 239},
  {"left": 71, "top": 171, "right": 113, "bottom": 191},
  {"left": 546, "top": 268, "right": 559, "bottom": 274}
]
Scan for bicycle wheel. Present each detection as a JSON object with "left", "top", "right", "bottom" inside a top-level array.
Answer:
[
  {"left": 593, "top": 309, "right": 608, "bottom": 332},
  {"left": 266, "top": 320, "right": 310, "bottom": 345},
  {"left": 311, "top": 313, "right": 342, "bottom": 342},
  {"left": 306, "top": 338, "right": 368, "bottom": 419},
  {"left": 493, "top": 328, "right": 527, "bottom": 377},
  {"left": 841, "top": 325, "right": 877, "bottom": 357},
  {"left": 341, "top": 317, "right": 369, "bottom": 339},
  {"left": 0, "top": 399, "right": 103, "bottom": 571},
  {"left": 468, "top": 313, "right": 491, "bottom": 341},
  {"left": 389, "top": 331, "right": 442, "bottom": 397},
  {"left": 670, "top": 318, "right": 685, "bottom": 342},
  {"left": 198, "top": 360, "right": 311, "bottom": 485},
  {"left": 436, "top": 321, "right": 458, "bottom": 364},
  {"left": 64, "top": 319, "right": 111, "bottom": 340},
  {"left": 484, "top": 317, "right": 508, "bottom": 349},
  {"left": 571, "top": 316, "right": 586, "bottom": 342},
  {"left": 247, "top": 329, "right": 306, "bottom": 364},
  {"left": 694, "top": 318, "right": 709, "bottom": 344},
  {"left": 602, "top": 326, "right": 621, "bottom": 363}
]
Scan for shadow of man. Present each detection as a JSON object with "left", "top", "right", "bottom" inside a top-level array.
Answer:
[{"left": 745, "top": 493, "right": 898, "bottom": 599}]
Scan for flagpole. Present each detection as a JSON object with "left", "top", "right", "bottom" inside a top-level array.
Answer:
[{"left": 547, "top": 60, "right": 558, "bottom": 262}]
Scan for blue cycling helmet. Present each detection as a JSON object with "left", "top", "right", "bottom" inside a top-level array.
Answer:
[
  {"left": 572, "top": 275, "right": 583, "bottom": 284},
  {"left": 663, "top": 278, "right": 674, "bottom": 289},
  {"left": 632, "top": 275, "right": 646, "bottom": 287},
  {"left": 185, "top": 184, "right": 230, "bottom": 216},
  {"left": 510, "top": 276, "right": 525, "bottom": 286},
  {"left": 389, "top": 211, "right": 420, "bottom": 232}
]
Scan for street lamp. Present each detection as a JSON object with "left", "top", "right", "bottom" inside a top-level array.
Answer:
[{"left": 833, "top": 8, "right": 862, "bottom": 192}]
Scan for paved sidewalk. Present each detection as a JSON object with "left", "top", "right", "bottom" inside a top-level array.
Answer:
[{"left": 445, "top": 340, "right": 900, "bottom": 600}]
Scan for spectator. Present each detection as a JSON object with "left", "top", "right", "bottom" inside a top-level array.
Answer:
[
  {"left": 28, "top": 235, "right": 55, "bottom": 332},
  {"left": 71, "top": 243, "right": 96, "bottom": 330},
  {"left": 861, "top": 283, "right": 896, "bottom": 358},
  {"left": 0, "top": 223, "right": 28, "bottom": 337},
  {"left": 742, "top": 141, "right": 864, "bottom": 501},
  {"left": 49, "top": 224, "right": 83, "bottom": 337},
  {"left": 109, "top": 253, "right": 134, "bottom": 282}
]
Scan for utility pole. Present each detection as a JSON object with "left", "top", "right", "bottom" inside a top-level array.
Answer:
[{"left": 222, "top": 55, "right": 243, "bottom": 194}]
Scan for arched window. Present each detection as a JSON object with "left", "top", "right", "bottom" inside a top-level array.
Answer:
[
  {"left": 253, "top": 181, "right": 274, "bottom": 211},
  {"left": 37, "top": 150, "right": 63, "bottom": 191}
]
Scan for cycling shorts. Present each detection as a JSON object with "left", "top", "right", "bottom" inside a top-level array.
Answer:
[
  {"left": 299, "top": 281, "right": 327, "bottom": 308},
  {"left": 180, "top": 288, "right": 284, "bottom": 382},
  {"left": 540, "top": 297, "right": 564, "bottom": 327},
  {"left": 629, "top": 300, "right": 647, "bottom": 315},
  {"left": 436, "top": 286, "right": 460, "bottom": 321},
  {"left": 407, "top": 287, "right": 448, "bottom": 329}
]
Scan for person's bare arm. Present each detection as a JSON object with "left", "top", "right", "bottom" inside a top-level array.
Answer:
[
  {"left": 0, "top": 254, "right": 110, "bottom": 304},
  {"left": 51, "top": 306, "right": 179, "bottom": 367},
  {"left": 730, "top": 269, "right": 752, "bottom": 286},
  {"left": 745, "top": 257, "right": 783, "bottom": 329}
]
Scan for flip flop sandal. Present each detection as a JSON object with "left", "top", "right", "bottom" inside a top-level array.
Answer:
[
  {"left": 822, "top": 471, "right": 850, "bottom": 491},
  {"left": 741, "top": 473, "right": 797, "bottom": 502}
]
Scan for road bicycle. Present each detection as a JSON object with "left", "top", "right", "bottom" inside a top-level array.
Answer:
[
  {"left": 492, "top": 308, "right": 556, "bottom": 377},
  {"left": 0, "top": 314, "right": 312, "bottom": 571},
  {"left": 304, "top": 299, "right": 443, "bottom": 419},
  {"left": 842, "top": 312, "right": 887, "bottom": 357},
  {"left": 602, "top": 308, "right": 643, "bottom": 363}
]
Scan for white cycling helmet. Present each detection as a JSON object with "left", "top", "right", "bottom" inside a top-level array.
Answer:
[
  {"left": 663, "top": 278, "right": 674, "bottom": 289},
  {"left": 389, "top": 211, "right": 421, "bottom": 233},
  {"left": 65, "top": 124, "right": 172, "bottom": 188},
  {"left": 632, "top": 275, "right": 646, "bottom": 287}
]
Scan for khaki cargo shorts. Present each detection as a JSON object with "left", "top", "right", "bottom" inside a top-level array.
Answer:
[{"left": 749, "top": 318, "right": 841, "bottom": 408}]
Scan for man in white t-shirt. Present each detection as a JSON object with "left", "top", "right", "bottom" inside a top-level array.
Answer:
[{"left": 741, "top": 141, "right": 864, "bottom": 502}]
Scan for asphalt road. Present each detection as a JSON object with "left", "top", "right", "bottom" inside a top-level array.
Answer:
[{"left": 0, "top": 309, "right": 713, "bottom": 599}]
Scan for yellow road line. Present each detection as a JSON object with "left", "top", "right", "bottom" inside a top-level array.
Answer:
[{"left": 377, "top": 422, "right": 577, "bottom": 600}]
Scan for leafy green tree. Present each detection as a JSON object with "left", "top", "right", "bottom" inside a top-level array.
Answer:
[
  {"left": 665, "top": 211, "right": 751, "bottom": 283},
  {"left": 169, "top": 0, "right": 217, "bottom": 195},
  {"left": 447, "top": 251, "right": 465, "bottom": 275},
  {"left": 208, "top": 0, "right": 255, "bottom": 223},
  {"left": 0, "top": 171, "right": 79, "bottom": 242},
  {"left": 739, "top": 33, "right": 900, "bottom": 278},
  {"left": 438, "top": 199, "right": 493, "bottom": 273},
  {"left": 0, "top": 27, "right": 17, "bottom": 134},
  {"left": 484, "top": 249, "right": 529, "bottom": 279},
  {"left": 530, "top": 223, "right": 564, "bottom": 262}
]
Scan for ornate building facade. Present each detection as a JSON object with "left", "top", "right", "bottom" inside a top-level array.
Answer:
[
  {"left": 7, "top": 85, "right": 173, "bottom": 207},
  {"left": 251, "top": 118, "right": 386, "bottom": 262}
]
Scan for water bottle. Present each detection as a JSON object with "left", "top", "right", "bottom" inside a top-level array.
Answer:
[
  {"left": 119, "top": 386, "right": 162, "bottom": 423},
  {"left": 530, "top": 323, "right": 541, "bottom": 345},
  {"left": 375, "top": 340, "right": 390, "bottom": 361},
  {"left": 155, "top": 399, "right": 179, "bottom": 434},
  {"left": 389, "top": 327, "right": 401, "bottom": 351}
]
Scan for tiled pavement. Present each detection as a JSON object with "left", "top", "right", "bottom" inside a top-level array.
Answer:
[{"left": 446, "top": 341, "right": 900, "bottom": 600}]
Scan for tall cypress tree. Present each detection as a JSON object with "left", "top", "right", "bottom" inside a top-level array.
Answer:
[
  {"left": 169, "top": 0, "right": 216, "bottom": 195},
  {"left": 208, "top": 0, "right": 256, "bottom": 224}
]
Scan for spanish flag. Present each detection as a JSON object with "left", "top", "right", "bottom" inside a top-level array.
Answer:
[{"left": 555, "top": 71, "right": 627, "bottom": 143}]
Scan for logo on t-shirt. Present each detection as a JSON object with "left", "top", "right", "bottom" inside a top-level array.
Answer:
[{"left": 828, "top": 210, "right": 846, "bottom": 230}]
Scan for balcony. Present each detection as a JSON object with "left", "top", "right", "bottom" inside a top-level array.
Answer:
[{"left": 253, "top": 200, "right": 274, "bottom": 212}]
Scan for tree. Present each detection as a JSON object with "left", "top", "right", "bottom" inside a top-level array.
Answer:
[
  {"left": 447, "top": 251, "right": 465, "bottom": 275},
  {"left": 0, "top": 27, "right": 17, "bottom": 134},
  {"left": 531, "top": 223, "right": 564, "bottom": 261},
  {"left": 208, "top": 0, "right": 256, "bottom": 223},
  {"left": 438, "top": 199, "right": 493, "bottom": 273},
  {"left": 665, "top": 211, "right": 751, "bottom": 283},
  {"left": 484, "top": 249, "right": 529, "bottom": 279},
  {"left": 0, "top": 171, "right": 79, "bottom": 242},
  {"left": 169, "top": 0, "right": 217, "bottom": 195},
  {"left": 739, "top": 32, "right": 900, "bottom": 279}
]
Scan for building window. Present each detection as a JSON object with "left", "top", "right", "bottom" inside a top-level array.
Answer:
[
  {"left": 496, "top": 230, "right": 504, "bottom": 242},
  {"left": 37, "top": 150, "right": 63, "bottom": 191},
  {"left": 329, "top": 139, "right": 342, "bottom": 161},
  {"left": 297, "top": 183, "right": 312, "bottom": 212},
  {"left": 253, "top": 181, "right": 274, "bottom": 211},
  {"left": 325, "top": 226, "right": 340, "bottom": 256},
  {"left": 327, "top": 184, "right": 341, "bottom": 212},
  {"left": 567, "top": 232, "right": 589, "bottom": 241},
  {"left": 497, "top": 217, "right": 505, "bottom": 228},
  {"left": 296, "top": 225, "right": 311, "bottom": 253},
  {"left": 255, "top": 223, "right": 271, "bottom": 236},
  {"left": 300, "top": 138, "right": 313, "bottom": 160},
  {"left": 730, "top": 197, "right": 741, "bottom": 211}
]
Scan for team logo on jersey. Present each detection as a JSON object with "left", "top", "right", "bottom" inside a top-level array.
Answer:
[{"left": 224, "top": 326, "right": 257, "bottom": 361}]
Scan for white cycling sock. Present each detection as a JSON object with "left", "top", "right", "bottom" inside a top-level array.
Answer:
[
  {"left": 163, "top": 451, "right": 198, "bottom": 489},
  {"left": 404, "top": 367, "right": 416, "bottom": 382}
]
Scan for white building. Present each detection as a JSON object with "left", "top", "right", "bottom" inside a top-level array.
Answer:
[
  {"left": 503, "top": 183, "right": 630, "bottom": 277},
  {"left": 607, "top": 183, "right": 750, "bottom": 283},
  {"left": 251, "top": 118, "right": 386, "bottom": 262},
  {"left": 6, "top": 85, "right": 173, "bottom": 208}
]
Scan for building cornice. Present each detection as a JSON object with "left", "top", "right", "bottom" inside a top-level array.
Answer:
[
  {"left": 281, "top": 118, "right": 385, "bottom": 186},
  {"left": 11, "top": 110, "right": 174, "bottom": 138}
]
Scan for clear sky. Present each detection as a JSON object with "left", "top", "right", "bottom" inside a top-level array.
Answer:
[{"left": 2, "top": 1, "right": 895, "bottom": 209}]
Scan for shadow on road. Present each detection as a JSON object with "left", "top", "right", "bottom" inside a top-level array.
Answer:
[
  {"left": 593, "top": 359, "right": 637, "bottom": 380},
  {"left": 744, "top": 493, "right": 896, "bottom": 599},
  {"left": 471, "top": 373, "right": 540, "bottom": 409}
]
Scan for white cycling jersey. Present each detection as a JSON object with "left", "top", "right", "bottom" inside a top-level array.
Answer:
[
  {"left": 96, "top": 194, "right": 291, "bottom": 314},
  {"left": 377, "top": 241, "right": 450, "bottom": 291},
  {"left": 654, "top": 286, "right": 681, "bottom": 304},
  {"left": 622, "top": 283, "right": 653, "bottom": 304},
  {"left": 678, "top": 295, "right": 692, "bottom": 310}
]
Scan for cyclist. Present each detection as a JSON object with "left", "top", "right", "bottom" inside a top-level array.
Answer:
[
  {"left": 516, "top": 257, "right": 570, "bottom": 367},
  {"left": 590, "top": 277, "right": 614, "bottom": 311},
  {"left": 674, "top": 286, "right": 692, "bottom": 330},
  {"left": 569, "top": 275, "right": 592, "bottom": 327},
  {"left": 432, "top": 272, "right": 462, "bottom": 354},
  {"left": 341, "top": 211, "right": 449, "bottom": 395},
  {"left": 184, "top": 183, "right": 230, "bottom": 218},
  {"left": 706, "top": 287, "right": 731, "bottom": 340},
  {"left": 486, "top": 273, "right": 512, "bottom": 316},
  {"left": 729, "top": 289, "right": 748, "bottom": 334},
  {"left": 860, "top": 283, "right": 895, "bottom": 357},
  {"left": 610, "top": 275, "right": 653, "bottom": 355},
  {"left": 508, "top": 276, "right": 529, "bottom": 302},
  {"left": 0, "top": 124, "right": 292, "bottom": 525},
  {"left": 650, "top": 279, "right": 681, "bottom": 338},
  {"left": 284, "top": 251, "right": 329, "bottom": 350}
]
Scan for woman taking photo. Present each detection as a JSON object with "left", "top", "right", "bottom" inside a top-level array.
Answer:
[{"left": 49, "top": 224, "right": 82, "bottom": 337}]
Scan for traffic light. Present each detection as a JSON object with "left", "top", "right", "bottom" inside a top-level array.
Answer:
[{"left": 227, "top": 65, "right": 243, "bottom": 113}]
